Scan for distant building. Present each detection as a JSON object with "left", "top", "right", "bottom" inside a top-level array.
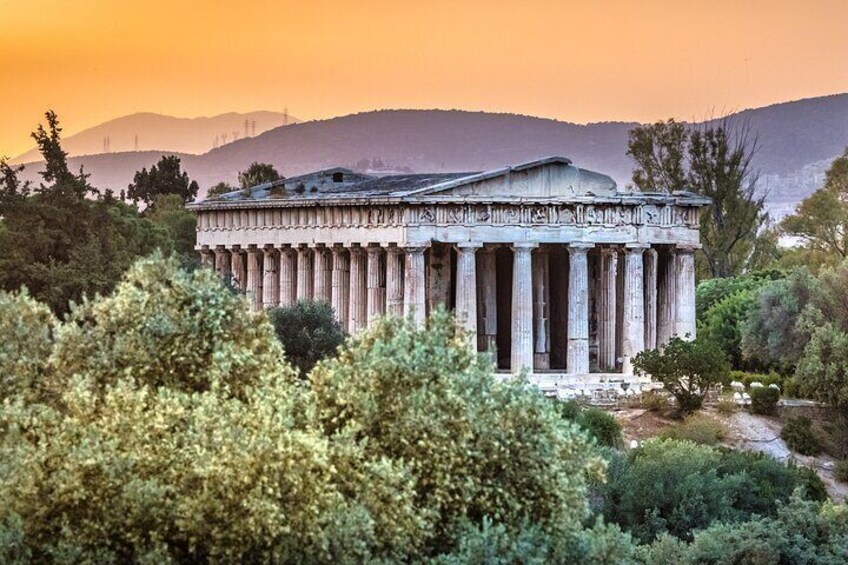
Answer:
[{"left": 189, "top": 157, "right": 708, "bottom": 388}]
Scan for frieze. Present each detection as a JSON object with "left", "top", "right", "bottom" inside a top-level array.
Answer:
[{"left": 196, "top": 202, "right": 701, "bottom": 232}]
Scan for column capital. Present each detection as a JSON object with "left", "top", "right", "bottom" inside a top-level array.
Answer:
[
  {"left": 567, "top": 242, "right": 594, "bottom": 255},
  {"left": 365, "top": 244, "right": 383, "bottom": 256},
  {"left": 625, "top": 243, "right": 651, "bottom": 251},
  {"left": 308, "top": 242, "right": 328, "bottom": 249},
  {"left": 675, "top": 243, "right": 701, "bottom": 253},
  {"left": 511, "top": 242, "right": 539, "bottom": 251},
  {"left": 455, "top": 241, "right": 484, "bottom": 250},
  {"left": 228, "top": 244, "right": 242, "bottom": 252},
  {"left": 401, "top": 241, "right": 431, "bottom": 251}
]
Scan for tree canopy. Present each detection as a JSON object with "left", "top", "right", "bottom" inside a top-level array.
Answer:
[
  {"left": 126, "top": 154, "right": 199, "bottom": 206},
  {"left": 238, "top": 162, "right": 281, "bottom": 190}
]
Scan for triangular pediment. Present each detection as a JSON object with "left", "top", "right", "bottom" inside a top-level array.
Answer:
[{"left": 401, "top": 156, "right": 618, "bottom": 199}]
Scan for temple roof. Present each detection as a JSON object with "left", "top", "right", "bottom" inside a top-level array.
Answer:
[{"left": 192, "top": 156, "right": 710, "bottom": 208}]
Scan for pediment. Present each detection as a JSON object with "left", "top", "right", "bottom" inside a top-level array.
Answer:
[{"left": 403, "top": 156, "right": 618, "bottom": 199}]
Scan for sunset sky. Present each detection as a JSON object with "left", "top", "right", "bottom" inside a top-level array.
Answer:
[{"left": 2, "top": 0, "right": 847, "bottom": 158}]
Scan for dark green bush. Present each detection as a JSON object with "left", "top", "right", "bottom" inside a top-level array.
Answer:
[
  {"left": 660, "top": 414, "right": 726, "bottom": 446},
  {"left": 750, "top": 386, "right": 780, "bottom": 415},
  {"left": 728, "top": 370, "right": 784, "bottom": 389},
  {"left": 781, "top": 415, "right": 823, "bottom": 456},
  {"left": 267, "top": 300, "right": 346, "bottom": 377},
  {"left": 579, "top": 408, "right": 623, "bottom": 449}
]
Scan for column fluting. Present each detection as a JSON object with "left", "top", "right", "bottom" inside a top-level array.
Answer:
[
  {"left": 246, "top": 245, "right": 263, "bottom": 311},
  {"left": 385, "top": 245, "right": 405, "bottom": 317},
  {"left": 567, "top": 243, "right": 592, "bottom": 375},
  {"left": 262, "top": 246, "right": 279, "bottom": 309},
  {"left": 403, "top": 244, "right": 428, "bottom": 324},
  {"left": 455, "top": 243, "right": 481, "bottom": 348},
  {"left": 366, "top": 245, "right": 386, "bottom": 326},
  {"left": 511, "top": 243, "right": 537, "bottom": 374},
  {"left": 622, "top": 244, "right": 647, "bottom": 373},
  {"left": 331, "top": 246, "right": 350, "bottom": 327},
  {"left": 349, "top": 245, "right": 367, "bottom": 332}
]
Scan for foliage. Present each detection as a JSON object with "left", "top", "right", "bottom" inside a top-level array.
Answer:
[
  {"left": 750, "top": 386, "right": 780, "bottom": 415},
  {"left": 0, "top": 290, "right": 56, "bottom": 401},
  {"left": 206, "top": 181, "right": 234, "bottom": 198},
  {"left": 716, "top": 398, "right": 737, "bottom": 415},
  {"left": 782, "top": 414, "right": 823, "bottom": 456},
  {"left": 701, "top": 288, "right": 758, "bottom": 369},
  {"left": 633, "top": 337, "right": 729, "bottom": 415},
  {"left": 596, "top": 439, "right": 826, "bottom": 544},
  {"left": 310, "top": 310, "right": 603, "bottom": 555},
  {"left": 695, "top": 271, "right": 777, "bottom": 320},
  {"left": 579, "top": 408, "right": 624, "bottom": 449},
  {"left": 238, "top": 162, "right": 281, "bottom": 190},
  {"left": 781, "top": 147, "right": 848, "bottom": 261},
  {"left": 627, "top": 118, "right": 767, "bottom": 278},
  {"left": 267, "top": 301, "right": 346, "bottom": 378},
  {"left": 126, "top": 154, "right": 199, "bottom": 206},
  {"left": 835, "top": 460, "right": 848, "bottom": 483},
  {"left": 727, "top": 369, "right": 785, "bottom": 389},
  {"left": 143, "top": 194, "right": 198, "bottom": 263},
  {"left": 639, "top": 493, "right": 848, "bottom": 564},
  {"left": 659, "top": 414, "right": 727, "bottom": 446},
  {"left": 641, "top": 391, "right": 670, "bottom": 412}
]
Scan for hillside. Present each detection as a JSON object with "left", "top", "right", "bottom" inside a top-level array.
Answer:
[
  {"left": 15, "top": 95, "right": 848, "bottom": 211},
  {"left": 11, "top": 111, "right": 298, "bottom": 164}
]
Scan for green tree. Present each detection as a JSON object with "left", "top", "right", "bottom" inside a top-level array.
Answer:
[
  {"left": 267, "top": 301, "right": 346, "bottom": 378},
  {"left": 206, "top": 181, "right": 234, "bottom": 198},
  {"left": 144, "top": 194, "right": 198, "bottom": 262},
  {"left": 781, "top": 148, "right": 848, "bottom": 262},
  {"left": 0, "top": 290, "right": 55, "bottom": 402},
  {"left": 238, "top": 162, "right": 281, "bottom": 190},
  {"left": 627, "top": 118, "right": 767, "bottom": 278},
  {"left": 127, "top": 154, "right": 199, "bottom": 206},
  {"left": 633, "top": 337, "right": 729, "bottom": 415}
]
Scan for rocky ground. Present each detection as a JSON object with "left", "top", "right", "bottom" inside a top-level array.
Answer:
[{"left": 613, "top": 406, "right": 848, "bottom": 502}]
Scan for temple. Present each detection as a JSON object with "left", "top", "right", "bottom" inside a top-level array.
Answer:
[{"left": 189, "top": 156, "right": 709, "bottom": 389}]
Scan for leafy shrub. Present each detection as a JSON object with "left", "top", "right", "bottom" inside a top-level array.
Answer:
[
  {"left": 728, "top": 369, "right": 784, "bottom": 389},
  {"left": 0, "top": 290, "right": 56, "bottom": 401},
  {"left": 750, "top": 386, "right": 780, "bottom": 415},
  {"left": 782, "top": 414, "right": 823, "bottom": 456},
  {"left": 716, "top": 399, "right": 737, "bottom": 415},
  {"left": 835, "top": 460, "right": 848, "bottom": 483},
  {"left": 660, "top": 414, "right": 727, "bottom": 446},
  {"left": 267, "top": 300, "right": 346, "bottom": 377},
  {"left": 579, "top": 408, "right": 624, "bottom": 449},
  {"left": 596, "top": 439, "right": 826, "bottom": 544},
  {"left": 641, "top": 390, "right": 670, "bottom": 412},
  {"left": 701, "top": 289, "right": 758, "bottom": 369},
  {"left": 633, "top": 337, "right": 730, "bottom": 416}
]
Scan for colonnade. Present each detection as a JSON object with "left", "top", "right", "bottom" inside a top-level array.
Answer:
[{"left": 200, "top": 241, "right": 697, "bottom": 375}]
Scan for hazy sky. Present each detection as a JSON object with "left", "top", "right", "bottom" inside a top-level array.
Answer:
[{"left": 2, "top": 0, "right": 847, "bottom": 157}]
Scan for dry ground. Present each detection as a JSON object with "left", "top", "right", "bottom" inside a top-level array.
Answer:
[{"left": 611, "top": 405, "right": 848, "bottom": 502}]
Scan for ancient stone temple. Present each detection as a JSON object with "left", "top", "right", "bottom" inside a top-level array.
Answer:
[{"left": 190, "top": 156, "right": 709, "bottom": 387}]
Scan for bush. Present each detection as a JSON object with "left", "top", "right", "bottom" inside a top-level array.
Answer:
[
  {"left": 835, "top": 460, "right": 848, "bottom": 483},
  {"left": 660, "top": 414, "right": 727, "bottom": 446},
  {"left": 0, "top": 290, "right": 56, "bottom": 401},
  {"left": 701, "top": 289, "right": 758, "bottom": 369},
  {"left": 641, "top": 390, "right": 670, "bottom": 412},
  {"left": 716, "top": 399, "right": 737, "bottom": 415},
  {"left": 750, "top": 386, "right": 780, "bottom": 415},
  {"left": 579, "top": 408, "right": 623, "bottom": 449},
  {"left": 782, "top": 414, "right": 823, "bottom": 456},
  {"left": 633, "top": 337, "right": 730, "bottom": 416},
  {"left": 267, "top": 300, "right": 346, "bottom": 377},
  {"left": 728, "top": 369, "right": 784, "bottom": 389}
]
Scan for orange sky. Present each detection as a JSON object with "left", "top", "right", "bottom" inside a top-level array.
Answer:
[{"left": 2, "top": 0, "right": 847, "bottom": 158}]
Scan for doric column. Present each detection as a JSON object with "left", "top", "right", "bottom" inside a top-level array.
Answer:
[
  {"left": 477, "top": 246, "right": 498, "bottom": 354},
  {"left": 262, "top": 246, "right": 279, "bottom": 309},
  {"left": 567, "top": 243, "right": 592, "bottom": 375},
  {"left": 511, "top": 243, "right": 537, "bottom": 374},
  {"left": 385, "top": 245, "right": 405, "bottom": 317},
  {"left": 312, "top": 245, "right": 332, "bottom": 303},
  {"left": 366, "top": 245, "right": 386, "bottom": 326},
  {"left": 246, "top": 245, "right": 263, "bottom": 311},
  {"left": 674, "top": 245, "right": 698, "bottom": 340},
  {"left": 199, "top": 247, "right": 214, "bottom": 268},
  {"left": 455, "top": 243, "right": 481, "bottom": 347},
  {"left": 230, "top": 246, "right": 246, "bottom": 291},
  {"left": 331, "top": 246, "right": 350, "bottom": 326},
  {"left": 657, "top": 247, "right": 677, "bottom": 346},
  {"left": 427, "top": 243, "right": 452, "bottom": 312},
  {"left": 278, "top": 246, "right": 297, "bottom": 307},
  {"left": 214, "top": 246, "right": 230, "bottom": 277},
  {"left": 403, "top": 244, "right": 428, "bottom": 324},
  {"left": 296, "top": 246, "right": 313, "bottom": 302},
  {"left": 643, "top": 247, "right": 658, "bottom": 351},
  {"left": 622, "top": 244, "right": 647, "bottom": 374},
  {"left": 599, "top": 247, "right": 618, "bottom": 371},
  {"left": 532, "top": 248, "right": 551, "bottom": 369},
  {"left": 349, "top": 245, "right": 368, "bottom": 332}
]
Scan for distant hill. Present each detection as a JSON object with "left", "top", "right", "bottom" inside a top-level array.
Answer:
[
  {"left": 11, "top": 111, "right": 298, "bottom": 164},
  {"left": 15, "top": 95, "right": 848, "bottom": 214}
]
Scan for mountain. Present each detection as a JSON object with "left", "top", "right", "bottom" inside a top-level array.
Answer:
[
  {"left": 15, "top": 95, "right": 848, "bottom": 215},
  {"left": 11, "top": 111, "right": 298, "bottom": 164}
]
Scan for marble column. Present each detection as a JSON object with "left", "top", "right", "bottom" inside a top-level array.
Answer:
[
  {"left": 403, "top": 244, "right": 428, "bottom": 324},
  {"left": 312, "top": 245, "right": 332, "bottom": 303},
  {"left": 455, "top": 243, "right": 480, "bottom": 347},
  {"left": 296, "top": 246, "right": 313, "bottom": 302},
  {"left": 349, "top": 245, "right": 368, "bottom": 332},
  {"left": 262, "top": 246, "right": 279, "bottom": 309},
  {"left": 278, "top": 246, "right": 297, "bottom": 307},
  {"left": 643, "top": 247, "right": 658, "bottom": 351},
  {"left": 675, "top": 245, "right": 697, "bottom": 340},
  {"left": 532, "top": 248, "right": 551, "bottom": 369},
  {"left": 230, "top": 246, "right": 246, "bottom": 291},
  {"left": 477, "top": 246, "right": 498, "bottom": 354},
  {"left": 331, "top": 246, "right": 350, "bottom": 326},
  {"left": 511, "top": 243, "right": 536, "bottom": 374},
  {"left": 246, "top": 245, "right": 263, "bottom": 311},
  {"left": 598, "top": 247, "right": 618, "bottom": 371},
  {"left": 385, "top": 245, "right": 405, "bottom": 317},
  {"left": 621, "top": 244, "right": 647, "bottom": 374},
  {"left": 214, "top": 246, "right": 230, "bottom": 277},
  {"left": 567, "top": 243, "right": 592, "bottom": 375},
  {"left": 199, "top": 247, "right": 214, "bottom": 268},
  {"left": 366, "top": 245, "right": 386, "bottom": 325},
  {"left": 657, "top": 247, "right": 677, "bottom": 346}
]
